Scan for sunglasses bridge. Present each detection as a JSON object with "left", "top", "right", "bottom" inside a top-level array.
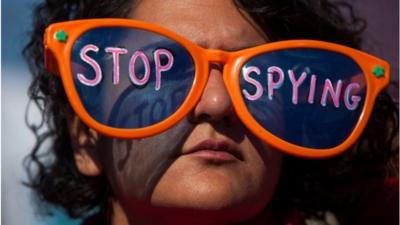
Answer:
[{"left": 203, "top": 49, "right": 232, "bottom": 64}]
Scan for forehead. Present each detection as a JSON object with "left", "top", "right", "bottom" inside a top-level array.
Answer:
[{"left": 129, "top": 0, "right": 267, "bottom": 50}]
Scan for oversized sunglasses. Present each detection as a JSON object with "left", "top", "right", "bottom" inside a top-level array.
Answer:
[{"left": 44, "top": 19, "right": 390, "bottom": 158}]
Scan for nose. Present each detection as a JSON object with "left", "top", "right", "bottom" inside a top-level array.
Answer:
[{"left": 190, "top": 64, "right": 233, "bottom": 123}]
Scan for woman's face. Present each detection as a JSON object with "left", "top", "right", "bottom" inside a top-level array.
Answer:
[{"left": 87, "top": 0, "right": 282, "bottom": 224}]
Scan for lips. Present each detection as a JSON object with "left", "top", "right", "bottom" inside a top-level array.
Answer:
[{"left": 183, "top": 139, "right": 243, "bottom": 161}]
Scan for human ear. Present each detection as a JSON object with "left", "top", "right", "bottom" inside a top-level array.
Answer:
[{"left": 67, "top": 113, "right": 102, "bottom": 176}]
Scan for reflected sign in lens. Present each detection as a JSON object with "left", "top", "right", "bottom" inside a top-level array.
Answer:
[
  {"left": 71, "top": 27, "right": 195, "bottom": 128},
  {"left": 240, "top": 48, "right": 366, "bottom": 148}
]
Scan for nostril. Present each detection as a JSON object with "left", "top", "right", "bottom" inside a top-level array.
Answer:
[
  {"left": 191, "top": 113, "right": 211, "bottom": 123},
  {"left": 189, "top": 111, "right": 233, "bottom": 127}
]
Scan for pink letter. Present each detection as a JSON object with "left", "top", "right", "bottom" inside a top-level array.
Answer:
[
  {"left": 129, "top": 51, "right": 151, "bottom": 86},
  {"left": 77, "top": 44, "right": 102, "bottom": 86},
  {"left": 344, "top": 83, "right": 361, "bottom": 110},
  {"left": 105, "top": 47, "right": 128, "bottom": 85},
  {"left": 154, "top": 49, "right": 174, "bottom": 91},
  {"left": 308, "top": 75, "right": 317, "bottom": 104},
  {"left": 267, "top": 66, "right": 285, "bottom": 100},
  {"left": 242, "top": 66, "right": 263, "bottom": 101},
  {"left": 288, "top": 70, "right": 307, "bottom": 105},
  {"left": 320, "top": 79, "right": 343, "bottom": 108}
]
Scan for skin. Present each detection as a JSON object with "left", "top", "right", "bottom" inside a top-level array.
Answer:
[{"left": 71, "top": 0, "right": 283, "bottom": 224}]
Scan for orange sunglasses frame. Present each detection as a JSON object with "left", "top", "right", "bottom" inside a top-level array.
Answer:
[{"left": 44, "top": 18, "right": 390, "bottom": 159}]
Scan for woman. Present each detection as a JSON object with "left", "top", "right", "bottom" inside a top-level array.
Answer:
[{"left": 24, "top": 0, "right": 398, "bottom": 224}]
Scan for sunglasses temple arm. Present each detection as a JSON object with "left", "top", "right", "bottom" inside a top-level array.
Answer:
[{"left": 44, "top": 47, "right": 60, "bottom": 76}]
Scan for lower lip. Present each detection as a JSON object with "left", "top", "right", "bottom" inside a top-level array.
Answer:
[{"left": 188, "top": 150, "right": 238, "bottom": 162}]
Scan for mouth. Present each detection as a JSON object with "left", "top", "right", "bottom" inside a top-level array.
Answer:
[{"left": 182, "top": 139, "right": 244, "bottom": 162}]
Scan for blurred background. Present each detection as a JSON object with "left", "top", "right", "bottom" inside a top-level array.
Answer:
[
  {"left": 1, "top": 0, "right": 398, "bottom": 225},
  {"left": 2, "top": 0, "right": 82, "bottom": 224}
]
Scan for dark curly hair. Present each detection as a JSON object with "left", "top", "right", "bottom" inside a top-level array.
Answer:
[{"left": 23, "top": 0, "right": 399, "bottom": 224}]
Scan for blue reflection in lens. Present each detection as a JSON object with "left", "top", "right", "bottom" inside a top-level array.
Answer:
[
  {"left": 71, "top": 27, "right": 195, "bottom": 128},
  {"left": 240, "top": 49, "right": 366, "bottom": 149}
]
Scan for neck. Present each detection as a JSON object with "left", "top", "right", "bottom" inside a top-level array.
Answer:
[
  {"left": 111, "top": 200, "right": 130, "bottom": 225},
  {"left": 110, "top": 199, "right": 278, "bottom": 225}
]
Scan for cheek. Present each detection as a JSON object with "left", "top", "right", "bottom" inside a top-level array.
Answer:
[
  {"left": 255, "top": 145, "right": 282, "bottom": 204},
  {"left": 241, "top": 137, "right": 283, "bottom": 206},
  {"left": 99, "top": 138, "right": 150, "bottom": 202},
  {"left": 98, "top": 120, "right": 194, "bottom": 203}
]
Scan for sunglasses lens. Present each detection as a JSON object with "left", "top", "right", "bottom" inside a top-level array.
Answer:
[
  {"left": 71, "top": 27, "right": 195, "bottom": 129},
  {"left": 240, "top": 48, "right": 366, "bottom": 149}
]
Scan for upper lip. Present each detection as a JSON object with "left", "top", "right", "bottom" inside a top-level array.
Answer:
[{"left": 183, "top": 139, "right": 244, "bottom": 161}]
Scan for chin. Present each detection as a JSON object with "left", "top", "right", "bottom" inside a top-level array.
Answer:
[
  {"left": 149, "top": 168, "right": 269, "bottom": 224},
  {"left": 147, "top": 193, "right": 267, "bottom": 225}
]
